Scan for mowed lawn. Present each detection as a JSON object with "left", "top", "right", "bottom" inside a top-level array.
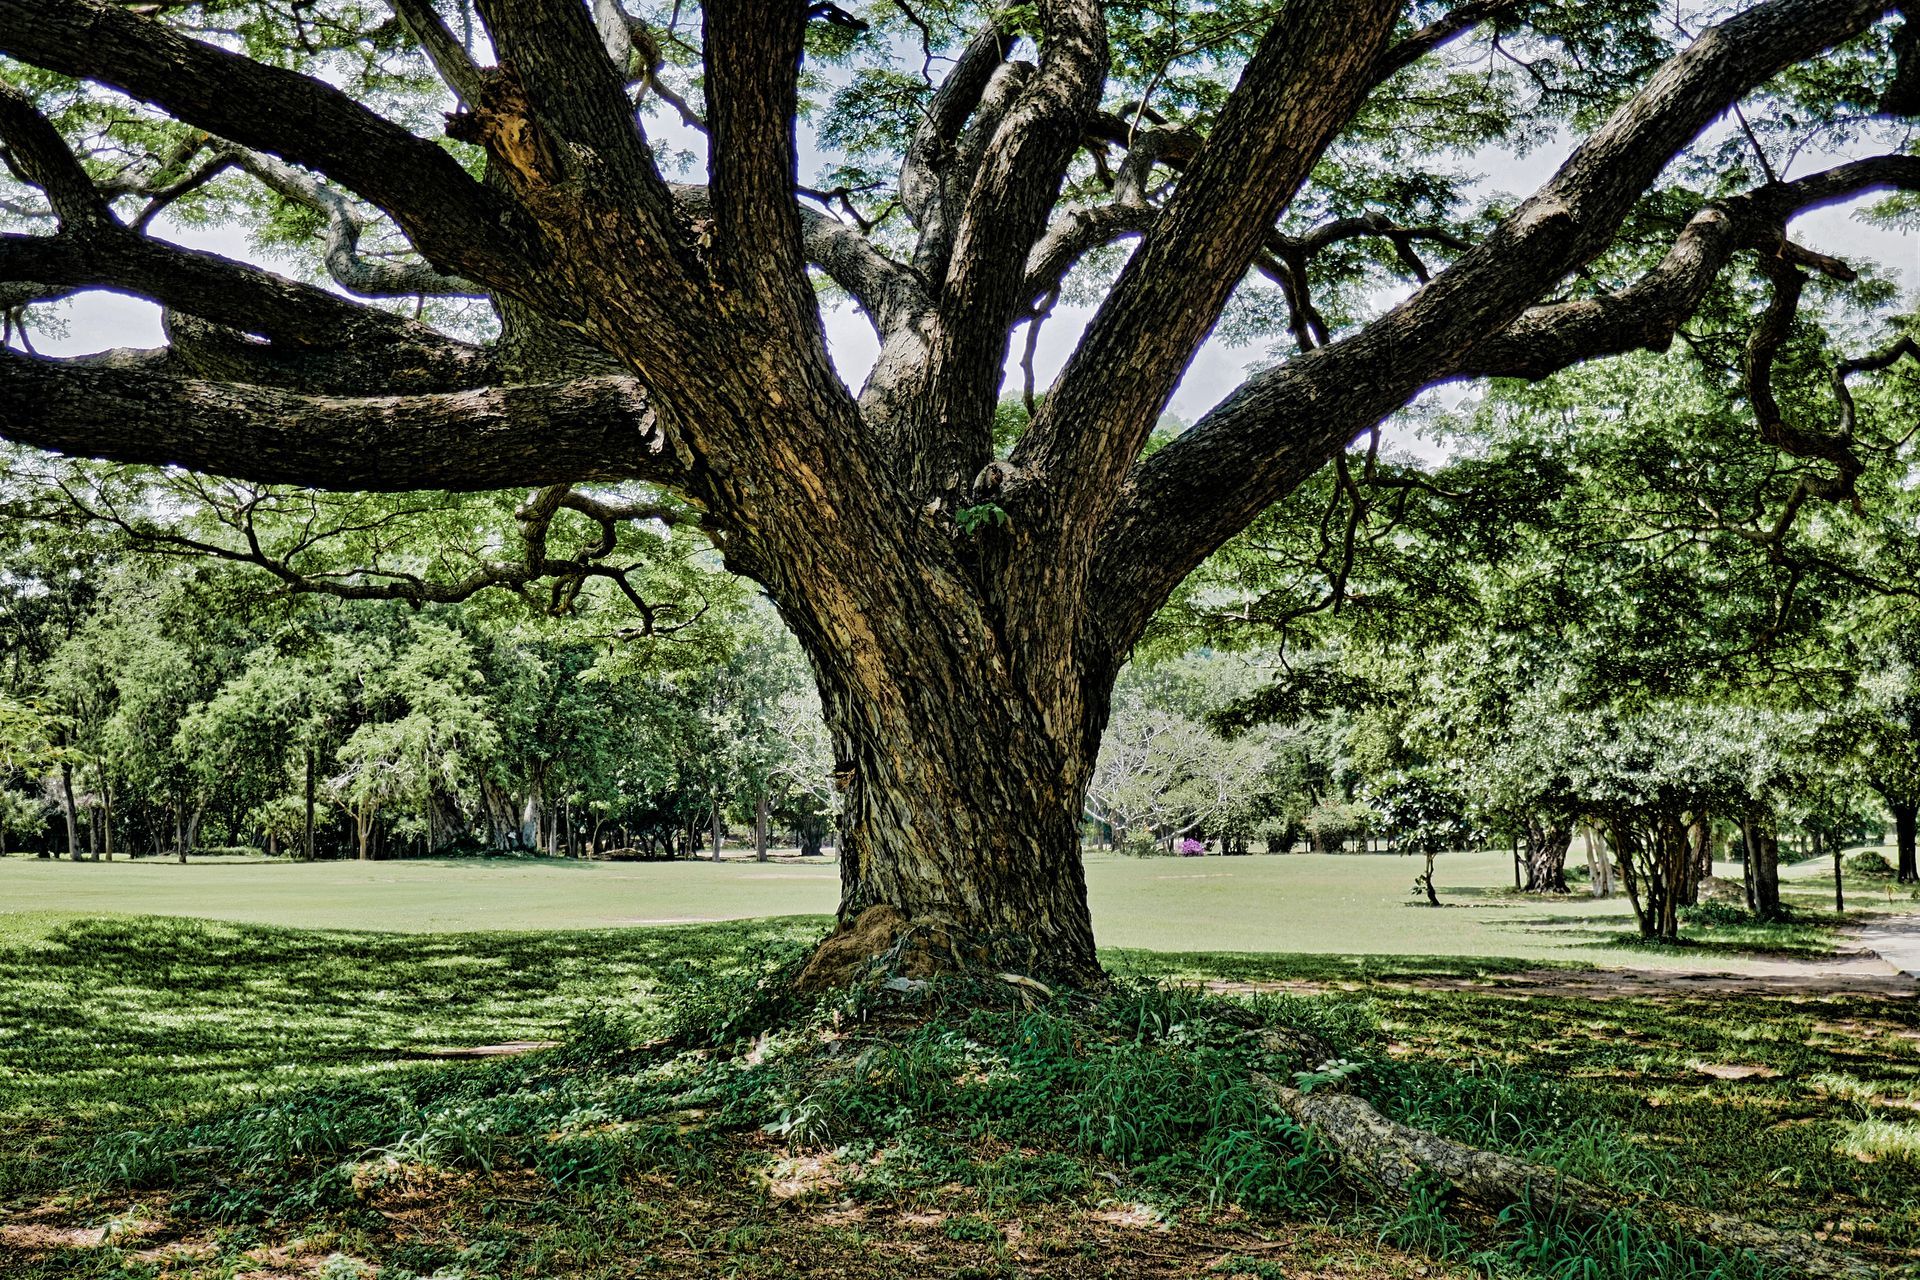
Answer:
[{"left": 0, "top": 846, "right": 1889, "bottom": 967}]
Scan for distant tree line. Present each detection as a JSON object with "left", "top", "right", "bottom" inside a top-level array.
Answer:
[{"left": 0, "top": 517, "right": 836, "bottom": 863}]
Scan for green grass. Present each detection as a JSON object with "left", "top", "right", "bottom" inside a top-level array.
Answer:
[
  {"left": 3, "top": 846, "right": 1897, "bottom": 968},
  {"left": 3, "top": 913, "right": 1918, "bottom": 1279},
  {"left": 3, "top": 853, "right": 1918, "bottom": 1279}
]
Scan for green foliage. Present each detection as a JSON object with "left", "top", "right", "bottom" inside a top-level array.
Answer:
[
  {"left": 1846, "top": 849, "right": 1898, "bottom": 879},
  {"left": 952, "top": 503, "right": 1011, "bottom": 536}
]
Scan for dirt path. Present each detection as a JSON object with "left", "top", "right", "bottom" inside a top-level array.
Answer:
[
  {"left": 1847, "top": 913, "right": 1920, "bottom": 980},
  {"left": 1210, "top": 921, "right": 1920, "bottom": 1001}
]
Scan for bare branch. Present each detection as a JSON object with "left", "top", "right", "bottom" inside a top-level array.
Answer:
[{"left": 220, "top": 145, "right": 482, "bottom": 298}]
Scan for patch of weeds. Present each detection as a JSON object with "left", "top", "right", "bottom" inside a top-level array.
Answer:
[
  {"left": 1837, "top": 1118, "right": 1920, "bottom": 1165},
  {"left": 652, "top": 940, "right": 812, "bottom": 1048},
  {"left": 1210, "top": 1254, "right": 1289, "bottom": 1279},
  {"left": 1495, "top": 1200, "right": 1783, "bottom": 1280},
  {"left": 943, "top": 1213, "right": 1000, "bottom": 1243}
]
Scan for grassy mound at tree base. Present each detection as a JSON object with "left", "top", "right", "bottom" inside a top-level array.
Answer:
[{"left": 2, "top": 917, "right": 1917, "bottom": 1279}]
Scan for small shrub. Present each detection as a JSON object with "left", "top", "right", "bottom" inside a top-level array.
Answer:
[
  {"left": 944, "top": 1213, "right": 1000, "bottom": 1243},
  {"left": 1680, "top": 900, "right": 1752, "bottom": 928},
  {"left": 1844, "top": 849, "right": 1896, "bottom": 879}
]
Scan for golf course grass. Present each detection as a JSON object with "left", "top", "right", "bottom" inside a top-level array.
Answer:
[{"left": 1, "top": 846, "right": 1894, "bottom": 967}]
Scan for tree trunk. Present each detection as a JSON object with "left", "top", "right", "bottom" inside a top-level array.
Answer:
[
  {"left": 303, "top": 747, "right": 316, "bottom": 862},
  {"left": 1741, "top": 819, "right": 1757, "bottom": 911},
  {"left": 1893, "top": 799, "right": 1917, "bottom": 885},
  {"left": 180, "top": 805, "right": 202, "bottom": 865},
  {"left": 711, "top": 802, "right": 723, "bottom": 863},
  {"left": 59, "top": 761, "right": 80, "bottom": 862},
  {"left": 1522, "top": 820, "right": 1570, "bottom": 893},
  {"left": 754, "top": 790, "right": 770, "bottom": 863},
  {"left": 97, "top": 768, "right": 114, "bottom": 862},
  {"left": 1825, "top": 830, "right": 1842, "bottom": 915},
  {"left": 1750, "top": 816, "right": 1783, "bottom": 921},
  {"left": 791, "top": 638, "right": 1105, "bottom": 988}
]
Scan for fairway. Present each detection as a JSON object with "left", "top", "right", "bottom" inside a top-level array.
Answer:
[{"left": 0, "top": 847, "right": 1876, "bottom": 968}]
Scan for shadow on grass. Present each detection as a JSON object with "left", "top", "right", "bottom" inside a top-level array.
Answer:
[
  {"left": 0, "top": 912, "right": 831, "bottom": 1171},
  {"left": 1103, "top": 947, "right": 1571, "bottom": 986}
]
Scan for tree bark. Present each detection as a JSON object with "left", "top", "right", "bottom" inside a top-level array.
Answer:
[
  {"left": 1522, "top": 819, "right": 1570, "bottom": 893},
  {"left": 1824, "top": 830, "right": 1843, "bottom": 915},
  {"left": 799, "top": 637, "right": 1105, "bottom": 986},
  {"left": 1892, "top": 799, "right": 1917, "bottom": 884},
  {"left": 59, "top": 761, "right": 79, "bottom": 862},
  {"left": 754, "top": 790, "right": 770, "bottom": 863},
  {"left": 1750, "top": 816, "right": 1783, "bottom": 921}
]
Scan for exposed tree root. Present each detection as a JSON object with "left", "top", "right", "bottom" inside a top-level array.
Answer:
[
  {"left": 793, "top": 904, "right": 1097, "bottom": 994},
  {"left": 1255, "top": 1076, "right": 1877, "bottom": 1280}
]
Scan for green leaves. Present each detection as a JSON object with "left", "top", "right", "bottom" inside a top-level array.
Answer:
[{"left": 953, "top": 502, "right": 1011, "bottom": 535}]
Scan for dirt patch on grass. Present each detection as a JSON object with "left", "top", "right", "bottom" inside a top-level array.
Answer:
[
  {"left": 425, "top": 1039, "right": 559, "bottom": 1058},
  {"left": 0, "top": 1220, "right": 107, "bottom": 1251},
  {"left": 1209, "top": 955, "right": 1919, "bottom": 1001},
  {"left": 0, "top": 1162, "right": 1470, "bottom": 1279}
]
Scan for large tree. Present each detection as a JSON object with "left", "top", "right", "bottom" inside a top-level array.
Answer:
[{"left": 0, "top": 0, "right": 1915, "bottom": 981}]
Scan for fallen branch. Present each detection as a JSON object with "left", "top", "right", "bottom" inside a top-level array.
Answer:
[{"left": 1254, "top": 1075, "right": 1877, "bottom": 1280}]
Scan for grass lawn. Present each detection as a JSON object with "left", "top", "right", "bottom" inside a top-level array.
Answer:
[
  {"left": 2, "top": 852, "right": 1917, "bottom": 1279},
  {"left": 4, "top": 846, "right": 1904, "bottom": 967}
]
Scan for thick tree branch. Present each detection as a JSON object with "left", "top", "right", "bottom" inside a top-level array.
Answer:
[
  {"left": 466, "top": 0, "right": 676, "bottom": 229},
  {"left": 0, "top": 229, "right": 496, "bottom": 391},
  {"left": 0, "top": 85, "right": 115, "bottom": 230},
  {"left": 703, "top": 0, "right": 813, "bottom": 312},
  {"left": 901, "top": 21, "right": 1014, "bottom": 282},
  {"left": 1094, "top": 0, "right": 1900, "bottom": 659},
  {"left": 0, "top": 0, "right": 526, "bottom": 286},
  {"left": 390, "top": 0, "right": 489, "bottom": 105},
  {"left": 220, "top": 146, "right": 482, "bottom": 299},
  {"left": 1460, "top": 156, "right": 1920, "bottom": 379},
  {"left": 0, "top": 351, "right": 680, "bottom": 491},
  {"left": 1016, "top": 0, "right": 1401, "bottom": 526},
  {"left": 883, "top": 0, "right": 1107, "bottom": 495}
]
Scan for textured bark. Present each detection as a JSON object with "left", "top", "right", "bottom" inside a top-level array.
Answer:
[
  {"left": 1259, "top": 1078, "right": 1876, "bottom": 1280},
  {"left": 1522, "top": 819, "right": 1571, "bottom": 893},
  {"left": 59, "top": 761, "right": 79, "bottom": 862},
  {"left": 1749, "top": 818, "right": 1784, "bottom": 921},
  {"left": 1895, "top": 801, "right": 1918, "bottom": 885},
  {"left": 0, "top": 355, "right": 666, "bottom": 490}
]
